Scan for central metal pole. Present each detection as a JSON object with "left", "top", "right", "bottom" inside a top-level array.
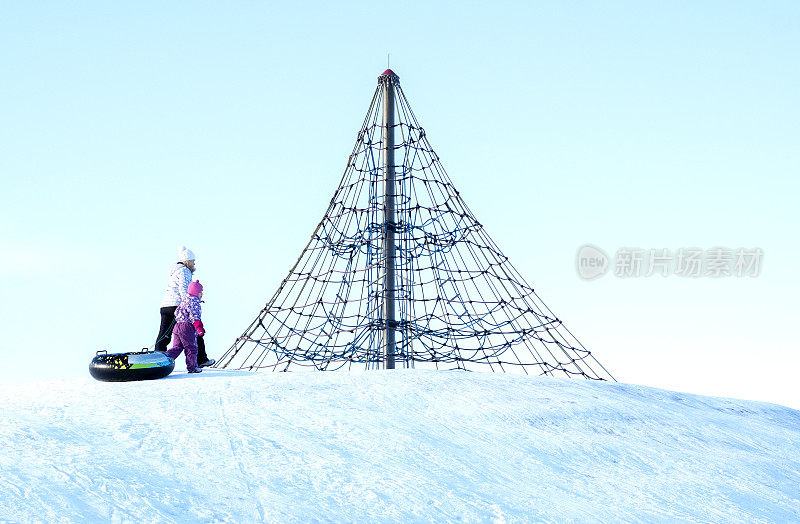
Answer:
[{"left": 380, "top": 69, "right": 398, "bottom": 370}]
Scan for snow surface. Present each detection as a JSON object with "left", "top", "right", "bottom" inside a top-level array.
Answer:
[{"left": 1, "top": 370, "right": 799, "bottom": 523}]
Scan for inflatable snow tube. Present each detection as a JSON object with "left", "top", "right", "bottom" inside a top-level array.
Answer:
[{"left": 90, "top": 350, "right": 175, "bottom": 382}]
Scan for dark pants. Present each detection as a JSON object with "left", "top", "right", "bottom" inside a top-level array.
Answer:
[{"left": 156, "top": 306, "right": 207, "bottom": 362}]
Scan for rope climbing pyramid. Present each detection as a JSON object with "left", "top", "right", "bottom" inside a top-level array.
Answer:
[{"left": 217, "top": 70, "right": 614, "bottom": 379}]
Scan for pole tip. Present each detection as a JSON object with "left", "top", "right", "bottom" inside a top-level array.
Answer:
[{"left": 378, "top": 69, "right": 400, "bottom": 85}]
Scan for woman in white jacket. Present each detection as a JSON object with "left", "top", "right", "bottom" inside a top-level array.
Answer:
[{"left": 154, "top": 246, "right": 214, "bottom": 367}]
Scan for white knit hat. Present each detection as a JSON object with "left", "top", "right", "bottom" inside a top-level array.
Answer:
[{"left": 178, "top": 245, "right": 196, "bottom": 262}]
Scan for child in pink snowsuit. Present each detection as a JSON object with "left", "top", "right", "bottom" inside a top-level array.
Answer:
[{"left": 167, "top": 280, "right": 206, "bottom": 373}]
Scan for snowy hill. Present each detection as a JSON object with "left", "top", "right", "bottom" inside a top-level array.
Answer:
[{"left": 1, "top": 370, "right": 799, "bottom": 522}]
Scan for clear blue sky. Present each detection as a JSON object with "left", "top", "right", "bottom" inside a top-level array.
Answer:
[{"left": 1, "top": 2, "right": 798, "bottom": 407}]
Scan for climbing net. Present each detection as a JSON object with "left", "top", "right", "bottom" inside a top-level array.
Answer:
[{"left": 217, "top": 73, "right": 614, "bottom": 380}]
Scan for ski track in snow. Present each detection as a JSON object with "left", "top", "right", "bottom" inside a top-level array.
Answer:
[{"left": 1, "top": 370, "right": 799, "bottom": 523}]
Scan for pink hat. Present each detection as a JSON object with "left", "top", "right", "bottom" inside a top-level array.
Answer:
[{"left": 188, "top": 280, "right": 203, "bottom": 298}]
